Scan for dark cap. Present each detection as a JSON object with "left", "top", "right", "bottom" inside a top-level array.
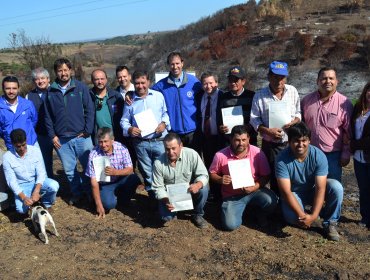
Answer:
[{"left": 227, "top": 66, "right": 246, "bottom": 79}]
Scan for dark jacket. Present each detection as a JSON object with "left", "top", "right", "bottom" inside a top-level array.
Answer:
[
  {"left": 27, "top": 89, "right": 48, "bottom": 136},
  {"left": 90, "top": 87, "right": 124, "bottom": 144},
  {"left": 44, "top": 78, "right": 94, "bottom": 138},
  {"left": 351, "top": 102, "right": 370, "bottom": 162},
  {"left": 216, "top": 88, "right": 257, "bottom": 146}
]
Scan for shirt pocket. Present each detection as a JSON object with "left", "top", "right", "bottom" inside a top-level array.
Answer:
[
  {"left": 182, "top": 171, "right": 193, "bottom": 182},
  {"left": 326, "top": 113, "right": 338, "bottom": 129}
]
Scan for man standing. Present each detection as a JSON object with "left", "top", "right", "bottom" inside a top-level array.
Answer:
[
  {"left": 152, "top": 133, "right": 209, "bottom": 228},
  {"left": 90, "top": 69, "right": 124, "bottom": 143},
  {"left": 301, "top": 67, "right": 353, "bottom": 182},
  {"left": 27, "top": 67, "right": 54, "bottom": 178},
  {"left": 121, "top": 70, "right": 170, "bottom": 198},
  {"left": 276, "top": 122, "right": 343, "bottom": 241},
  {"left": 0, "top": 76, "right": 37, "bottom": 150},
  {"left": 85, "top": 127, "right": 141, "bottom": 218},
  {"left": 152, "top": 52, "right": 202, "bottom": 150},
  {"left": 250, "top": 61, "right": 301, "bottom": 194},
  {"left": 209, "top": 125, "right": 277, "bottom": 231},
  {"left": 217, "top": 66, "right": 257, "bottom": 147},
  {"left": 115, "top": 65, "right": 134, "bottom": 98},
  {"left": 3, "top": 129, "right": 59, "bottom": 214},
  {"left": 44, "top": 58, "right": 94, "bottom": 205},
  {"left": 197, "top": 72, "right": 223, "bottom": 169}
]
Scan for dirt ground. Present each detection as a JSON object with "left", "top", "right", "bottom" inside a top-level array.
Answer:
[{"left": 0, "top": 157, "right": 369, "bottom": 280}]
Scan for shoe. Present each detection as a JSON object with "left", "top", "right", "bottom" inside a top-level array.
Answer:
[
  {"left": 323, "top": 223, "right": 340, "bottom": 241},
  {"left": 68, "top": 195, "right": 83, "bottom": 206},
  {"left": 192, "top": 215, "right": 208, "bottom": 229},
  {"left": 256, "top": 214, "right": 269, "bottom": 228}
]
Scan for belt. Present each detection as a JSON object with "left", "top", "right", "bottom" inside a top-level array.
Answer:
[{"left": 136, "top": 137, "right": 164, "bottom": 142}]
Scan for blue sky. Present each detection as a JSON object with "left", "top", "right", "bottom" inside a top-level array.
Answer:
[{"left": 0, "top": 0, "right": 247, "bottom": 49}]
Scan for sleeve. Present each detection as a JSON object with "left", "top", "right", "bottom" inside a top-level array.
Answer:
[
  {"left": 341, "top": 99, "right": 354, "bottom": 160},
  {"left": 160, "top": 95, "right": 171, "bottom": 131},
  {"left": 82, "top": 84, "right": 95, "bottom": 135},
  {"left": 2, "top": 154, "right": 22, "bottom": 195},
  {"left": 314, "top": 149, "right": 329, "bottom": 177},
  {"left": 85, "top": 150, "right": 95, "bottom": 178},
  {"left": 275, "top": 154, "right": 290, "bottom": 179},
  {"left": 292, "top": 88, "right": 301, "bottom": 120},
  {"left": 29, "top": 101, "right": 38, "bottom": 128},
  {"left": 120, "top": 105, "right": 133, "bottom": 137},
  {"left": 151, "top": 159, "right": 167, "bottom": 200},
  {"left": 43, "top": 93, "right": 56, "bottom": 138},
  {"left": 34, "top": 147, "right": 46, "bottom": 185},
  {"left": 250, "top": 92, "right": 263, "bottom": 131},
  {"left": 192, "top": 150, "right": 209, "bottom": 187},
  {"left": 208, "top": 152, "right": 221, "bottom": 174}
]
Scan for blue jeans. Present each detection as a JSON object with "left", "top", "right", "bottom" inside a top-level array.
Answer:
[
  {"left": 56, "top": 136, "right": 93, "bottom": 197},
  {"left": 221, "top": 188, "right": 278, "bottom": 231},
  {"left": 15, "top": 178, "right": 59, "bottom": 214},
  {"left": 159, "top": 184, "right": 209, "bottom": 221},
  {"left": 281, "top": 178, "right": 343, "bottom": 226},
  {"left": 99, "top": 174, "right": 141, "bottom": 210},
  {"left": 38, "top": 134, "right": 54, "bottom": 178},
  {"left": 354, "top": 159, "right": 370, "bottom": 225},
  {"left": 324, "top": 151, "right": 342, "bottom": 182},
  {"left": 132, "top": 139, "right": 164, "bottom": 193}
]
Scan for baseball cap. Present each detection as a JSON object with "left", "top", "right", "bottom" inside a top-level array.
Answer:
[
  {"left": 227, "top": 66, "right": 246, "bottom": 79},
  {"left": 269, "top": 61, "right": 289, "bottom": 76}
]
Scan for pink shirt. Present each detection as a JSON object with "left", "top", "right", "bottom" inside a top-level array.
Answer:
[
  {"left": 301, "top": 91, "right": 353, "bottom": 160},
  {"left": 209, "top": 145, "right": 270, "bottom": 199}
]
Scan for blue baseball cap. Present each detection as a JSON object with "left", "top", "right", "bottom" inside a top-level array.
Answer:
[{"left": 269, "top": 61, "right": 288, "bottom": 76}]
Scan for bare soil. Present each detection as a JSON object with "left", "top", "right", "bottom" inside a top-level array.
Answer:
[{"left": 0, "top": 157, "right": 369, "bottom": 280}]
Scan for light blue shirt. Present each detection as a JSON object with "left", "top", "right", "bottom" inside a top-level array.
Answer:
[
  {"left": 3, "top": 145, "right": 46, "bottom": 195},
  {"left": 121, "top": 89, "right": 171, "bottom": 139},
  {"left": 170, "top": 72, "right": 184, "bottom": 88}
]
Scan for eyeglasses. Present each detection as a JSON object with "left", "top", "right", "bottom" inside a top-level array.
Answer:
[{"left": 96, "top": 98, "right": 104, "bottom": 110}]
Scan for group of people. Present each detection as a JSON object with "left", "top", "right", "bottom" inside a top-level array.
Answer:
[{"left": 0, "top": 51, "right": 369, "bottom": 242}]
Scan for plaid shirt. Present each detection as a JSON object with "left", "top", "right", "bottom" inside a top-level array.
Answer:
[
  {"left": 250, "top": 84, "right": 301, "bottom": 142},
  {"left": 85, "top": 141, "right": 132, "bottom": 183}
]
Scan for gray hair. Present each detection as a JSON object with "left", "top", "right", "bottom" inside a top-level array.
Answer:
[
  {"left": 31, "top": 67, "right": 50, "bottom": 80},
  {"left": 97, "top": 127, "right": 114, "bottom": 140}
]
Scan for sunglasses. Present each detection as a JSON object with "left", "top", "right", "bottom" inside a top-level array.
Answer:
[{"left": 96, "top": 98, "right": 104, "bottom": 110}]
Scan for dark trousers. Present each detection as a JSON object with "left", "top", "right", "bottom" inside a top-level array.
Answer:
[
  {"left": 201, "top": 134, "right": 222, "bottom": 201},
  {"left": 261, "top": 139, "right": 287, "bottom": 195},
  {"left": 179, "top": 131, "right": 201, "bottom": 153}
]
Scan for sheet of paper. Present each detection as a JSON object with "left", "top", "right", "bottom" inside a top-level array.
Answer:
[
  {"left": 268, "top": 101, "right": 290, "bottom": 129},
  {"left": 134, "top": 109, "right": 159, "bottom": 137},
  {"left": 221, "top": 106, "right": 244, "bottom": 134},
  {"left": 166, "top": 183, "right": 194, "bottom": 212},
  {"left": 93, "top": 156, "right": 111, "bottom": 183},
  {"left": 228, "top": 159, "right": 255, "bottom": 189}
]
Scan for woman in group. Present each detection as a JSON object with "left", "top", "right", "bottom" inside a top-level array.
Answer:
[{"left": 351, "top": 82, "right": 370, "bottom": 229}]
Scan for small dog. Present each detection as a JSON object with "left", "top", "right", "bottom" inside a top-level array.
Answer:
[{"left": 31, "top": 205, "right": 59, "bottom": 244}]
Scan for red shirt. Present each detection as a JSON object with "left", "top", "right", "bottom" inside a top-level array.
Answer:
[{"left": 209, "top": 145, "right": 270, "bottom": 199}]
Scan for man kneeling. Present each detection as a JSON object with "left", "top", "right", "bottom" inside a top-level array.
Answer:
[
  {"left": 209, "top": 125, "right": 278, "bottom": 231},
  {"left": 3, "top": 129, "right": 59, "bottom": 214},
  {"left": 86, "top": 127, "right": 141, "bottom": 218},
  {"left": 275, "top": 122, "right": 343, "bottom": 241}
]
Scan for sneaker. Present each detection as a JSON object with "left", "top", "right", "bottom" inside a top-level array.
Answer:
[
  {"left": 324, "top": 223, "right": 340, "bottom": 241},
  {"left": 192, "top": 215, "right": 208, "bottom": 229},
  {"left": 256, "top": 213, "right": 269, "bottom": 228}
]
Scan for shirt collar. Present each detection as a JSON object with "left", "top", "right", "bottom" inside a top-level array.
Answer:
[
  {"left": 227, "top": 145, "right": 250, "bottom": 159},
  {"left": 4, "top": 96, "right": 18, "bottom": 106}
]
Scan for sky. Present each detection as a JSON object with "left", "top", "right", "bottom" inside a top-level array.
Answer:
[{"left": 0, "top": 0, "right": 247, "bottom": 49}]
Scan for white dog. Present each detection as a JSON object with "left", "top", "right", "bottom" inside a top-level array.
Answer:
[{"left": 31, "top": 206, "right": 59, "bottom": 244}]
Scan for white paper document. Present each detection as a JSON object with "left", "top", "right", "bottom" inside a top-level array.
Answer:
[
  {"left": 268, "top": 101, "right": 290, "bottom": 129},
  {"left": 221, "top": 106, "right": 244, "bottom": 134},
  {"left": 134, "top": 109, "right": 159, "bottom": 137},
  {"left": 166, "top": 183, "right": 194, "bottom": 212},
  {"left": 228, "top": 159, "right": 255, "bottom": 189},
  {"left": 93, "top": 156, "right": 111, "bottom": 182}
]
